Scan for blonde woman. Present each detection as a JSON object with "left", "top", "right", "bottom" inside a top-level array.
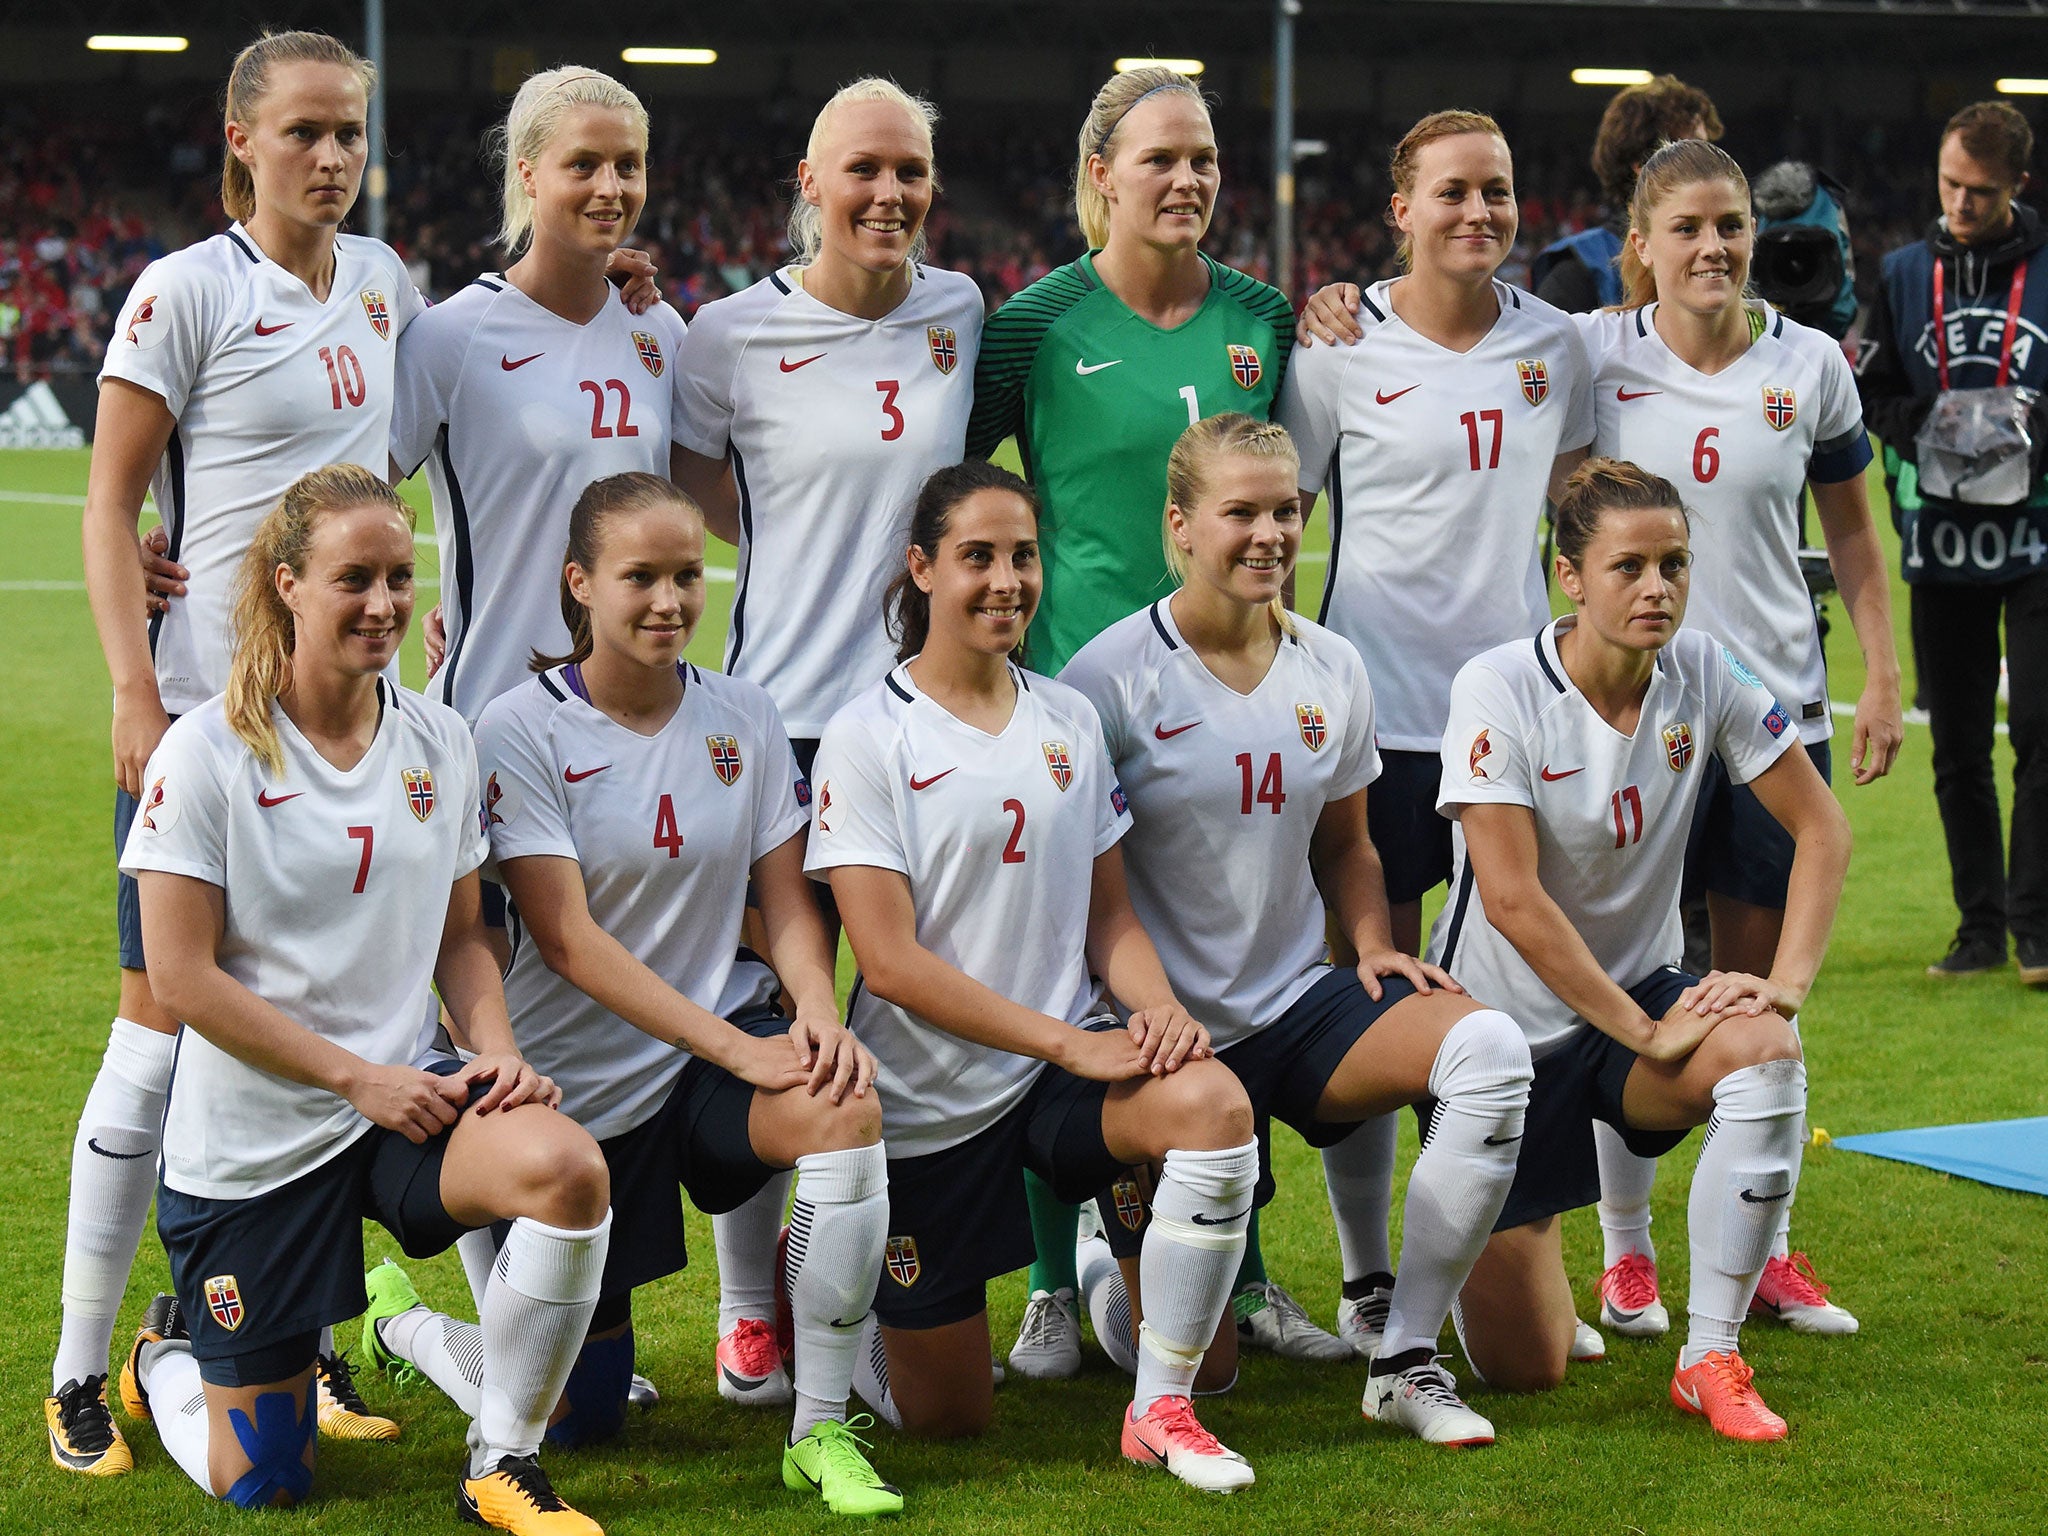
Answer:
[
  {"left": 65, "top": 29, "right": 424, "bottom": 1469},
  {"left": 964, "top": 65, "right": 1319, "bottom": 1371},
  {"left": 117, "top": 465, "right": 613, "bottom": 1533}
]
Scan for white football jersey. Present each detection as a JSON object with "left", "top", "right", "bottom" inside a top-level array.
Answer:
[
  {"left": 390, "top": 276, "right": 689, "bottom": 722},
  {"left": 1061, "top": 600, "right": 1380, "bottom": 1047},
  {"left": 1577, "top": 305, "right": 1872, "bottom": 745},
  {"left": 1277, "top": 278, "right": 1594, "bottom": 751},
  {"left": 101, "top": 227, "right": 423, "bottom": 714},
  {"left": 1428, "top": 620, "right": 1794, "bottom": 1057},
  {"left": 119, "top": 682, "right": 488, "bottom": 1198},
  {"left": 804, "top": 663, "right": 1129, "bottom": 1155},
  {"left": 672, "top": 265, "right": 983, "bottom": 738},
  {"left": 475, "top": 663, "right": 809, "bottom": 1140}
]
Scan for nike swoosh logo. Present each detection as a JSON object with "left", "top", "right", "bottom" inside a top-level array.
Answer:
[
  {"left": 257, "top": 790, "right": 303, "bottom": 807},
  {"left": 1608, "top": 1305, "right": 1646, "bottom": 1324},
  {"left": 721, "top": 1365, "right": 774, "bottom": 1393},
  {"left": 254, "top": 319, "right": 293, "bottom": 336},
  {"left": 1483, "top": 1132, "right": 1522, "bottom": 1146},
  {"left": 1153, "top": 720, "right": 1201, "bottom": 740},
  {"left": 1675, "top": 1381, "right": 1702, "bottom": 1411},
  {"left": 1075, "top": 359, "right": 1123, "bottom": 375},
  {"left": 909, "top": 768, "right": 957, "bottom": 791},
  {"left": 1616, "top": 387, "right": 1663, "bottom": 401},
  {"left": 1539, "top": 766, "right": 1584, "bottom": 781},
  {"left": 88, "top": 1138, "right": 151, "bottom": 1160},
  {"left": 1375, "top": 385, "right": 1419, "bottom": 404},
  {"left": 564, "top": 764, "right": 611, "bottom": 782},
  {"left": 1739, "top": 1187, "right": 1790, "bottom": 1204},
  {"left": 1190, "top": 1206, "right": 1249, "bottom": 1226},
  {"left": 1130, "top": 1429, "right": 1171, "bottom": 1467},
  {"left": 780, "top": 353, "right": 826, "bottom": 372},
  {"left": 501, "top": 352, "right": 544, "bottom": 370}
]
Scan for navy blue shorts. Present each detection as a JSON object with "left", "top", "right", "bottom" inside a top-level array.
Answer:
[
  {"left": 592, "top": 1004, "right": 787, "bottom": 1299},
  {"left": 156, "top": 1059, "right": 478, "bottom": 1373},
  {"left": 1368, "top": 749, "right": 1454, "bottom": 905},
  {"left": 874, "top": 1029, "right": 1125, "bottom": 1331},
  {"left": 115, "top": 714, "right": 182, "bottom": 969},
  {"left": 1429, "top": 967, "right": 1696, "bottom": 1233},
  {"left": 1684, "top": 740, "right": 1830, "bottom": 910},
  {"left": 480, "top": 878, "right": 508, "bottom": 931}
]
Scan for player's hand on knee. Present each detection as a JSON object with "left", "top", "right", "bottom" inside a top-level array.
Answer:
[
  {"left": 1296, "top": 283, "right": 1364, "bottom": 347},
  {"left": 730, "top": 1029, "right": 812, "bottom": 1093},
  {"left": 347, "top": 1063, "right": 465, "bottom": 1143},
  {"left": 139, "top": 523, "right": 187, "bottom": 615},
  {"left": 457, "top": 1051, "right": 557, "bottom": 1114},
  {"left": 423, "top": 604, "right": 447, "bottom": 676},
  {"left": 1356, "top": 950, "right": 1464, "bottom": 1000},
  {"left": 605, "top": 247, "right": 662, "bottom": 314},
  {"left": 1057, "top": 1024, "right": 1153, "bottom": 1083},
  {"left": 793, "top": 1012, "right": 876, "bottom": 1102},
  {"left": 1127, "top": 1005, "right": 1211, "bottom": 1075}
]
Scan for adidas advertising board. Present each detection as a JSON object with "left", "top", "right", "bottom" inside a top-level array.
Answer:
[{"left": 0, "top": 379, "right": 91, "bottom": 448}]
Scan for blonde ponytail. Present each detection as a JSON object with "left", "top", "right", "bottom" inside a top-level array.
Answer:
[
  {"left": 226, "top": 465, "right": 411, "bottom": 776},
  {"left": 1162, "top": 413, "right": 1301, "bottom": 636},
  {"left": 1619, "top": 138, "right": 1755, "bottom": 311},
  {"left": 221, "top": 31, "right": 376, "bottom": 223}
]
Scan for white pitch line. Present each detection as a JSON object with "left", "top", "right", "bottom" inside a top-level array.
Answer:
[
  {"left": 3, "top": 565, "right": 742, "bottom": 593},
  {"left": 1830, "top": 699, "right": 2006, "bottom": 736}
]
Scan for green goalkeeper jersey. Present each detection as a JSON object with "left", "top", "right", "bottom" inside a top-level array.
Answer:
[{"left": 967, "top": 252, "right": 1295, "bottom": 674}]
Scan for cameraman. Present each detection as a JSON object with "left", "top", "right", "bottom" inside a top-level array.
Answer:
[{"left": 1859, "top": 101, "right": 2048, "bottom": 985}]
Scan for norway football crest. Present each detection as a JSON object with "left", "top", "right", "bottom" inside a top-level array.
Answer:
[
  {"left": 402, "top": 766, "right": 436, "bottom": 822},
  {"left": 205, "top": 1275, "right": 244, "bottom": 1332},
  {"left": 1763, "top": 386, "right": 1797, "bottom": 431},
  {"left": 1228, "top": 344, "right": 1262, "bottom": 390},
  {"left": 927, "top": 325, "right": 958, "bottom": 375},
  {"left": 1663, "top": 720, "right": 1695, "bottom": 773},
  {"left": 1468, "top": 728, "right": 1494, "bottom": 782},
  {"left": 1297, "top": 703, "right": 1329, "bottom": 752},
  {"left": 1111, "top": 1177, "right": 1147, "bottom": 1231},
  {"left": 1043, "top": 740, "right": 1074, "bottom": 791},
  {"left": 1517, "top": 358, "right": 1550, "bottom": 406},
  {"left": 360, "top": 290, "right": 391, "bottom": 340},
  {"left": 884, "top": 1236, "right": 920, "bottom": 1287},
  {"left": 707, "top": 734, "right": 743, "bottom": 785},
  {"left": 633, "top": 330, "right": 665, "bottom": 377}
]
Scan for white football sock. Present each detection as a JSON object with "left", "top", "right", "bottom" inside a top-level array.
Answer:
[
  {"left": 1770, "top": 1016, "right": 1804, "bottom": 1263},
  {"left": 54, "top": 1018, "right": 175, "bottom": 1391},
  {"left": 1681, "top": 1058, "right": 1806, "bottom": 1369},
  {"left": 1133, "top": 1141, "right": 1257, "bottom": 1414},
  {"left": 850, "top": 1314, "right": 901, "bottom": 1429},
  {"left": 1321, "top": 1113, "right": 1397, "bottom": 1283},
  {"left": 456, "top": 1227, "right": 499, "bottom": 1317},
  {"left": 715, "top": 1168, "right": 791, "bottom": 1334},
  {"left": 1594, "top": 1120, "right": 1660, "bottom": 1268},
  {"left": 1077, "top": 1222, "right": 1137, "bottom": 1375},
  {"left": 1381, "top": 1010, "right": 1532, "bottom": 1360},
  {"left": 474, "top": 1213, "right": 610, "bottom": 1476},
  {"left": 139, "top": 1340, "right": 214, "bottom": 1494},
  {"left": 784, "top": 1145, "right": 887, "bottom": 1442},
  {"left": 377, "top": 1303, "right": 483, "bottom": 1417}
]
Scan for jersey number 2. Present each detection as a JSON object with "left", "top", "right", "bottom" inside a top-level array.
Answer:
[
  {"left": 581, "top": 380, "right": 639, "bottom": 439},
  {"left": 1001, "top": 798, "right": 1027, "bottom": 863}
]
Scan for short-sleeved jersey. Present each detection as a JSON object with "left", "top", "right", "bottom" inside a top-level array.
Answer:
[
  {"left": 804, "top": 664, "right": 1130, "bottom": 1155},
  {"left": 967, "top": 253, "right": 1296, "bottom": 676},
  {"left": 475, "top": 663, "right": 809, "bottom": 1140},
  {"left": 1427, "top": 621, "right": 1795, "bottom": 1057},
  {"left": 101, "top": 228, "right": 424, "bottom": 714},
  {"left": 389, "top": 276, "right": 690, "bottom": 723},
  {"left": 1278, "top": 278, "right": 1595, "bottom": 751},
  {"left": 1061, "top": 600, "right": 1380, "bottom": 1046},
  {"left": 1577, "top": 304, "right": 1874, "bottom": 745},
  {"left": 119, "top": 683, "right": 487, "bottom": 1199},
  {"left": 672, "top": 266, "right": 983, "bottom": 738}
]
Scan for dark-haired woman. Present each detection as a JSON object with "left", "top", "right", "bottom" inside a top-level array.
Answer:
[
  {"left": 361, "top": 474, "right": 904, "bottom": 1517},
  {"left": 1435, "top": 457, "right": 1850, "bottom": 1442},
  {"left": 807, "top": 460, "right": 1260, "bottom": 1491},
  {"left": 67, "top": 29, "right": 427, "bottom": 1466}
]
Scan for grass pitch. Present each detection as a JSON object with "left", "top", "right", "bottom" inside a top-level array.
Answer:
[{"left": 1, "top": 446, "right": 2042, "bottom": 1533}]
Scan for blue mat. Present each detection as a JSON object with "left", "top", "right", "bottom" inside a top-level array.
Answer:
[{"left": 1834, "top": 1117, "right": 2048, "bottom": 1198}]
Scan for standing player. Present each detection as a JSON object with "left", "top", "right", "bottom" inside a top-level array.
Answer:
[
  {"left": 667, "top": 77, "right": 982, "bottom": 1399},
  {"left": 64, "top": 30, "right": 423, "bottom": 1472},
  {"left": 357, "top": 474, "right": 902, "bottom": 1515},
  {"left": 118, "top": 465, "right": 615, "bottom": 1532},
  {"left": 966, "top": 66, "right": 1319, "bottom": 1369},
  {"left": 1062, "top": 415, "right": 1534, "bottom": 1446},
  {"left": 1574, "top": 139, "right": 1901, "bottom": 1340},
  {"left": 1439, "top": 458, "right": 1852, "bottom": 1440},
  {"left": 1280, "top": 111, "right": 1593, "bottom": 1357},
  {"left": 809, "top": 461, "right": 1264, "bottom": 1491}
]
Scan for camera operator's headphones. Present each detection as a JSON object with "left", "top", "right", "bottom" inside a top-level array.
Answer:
[{"left": 1752, "top": 162, "right": 1857, "bottom": 340}]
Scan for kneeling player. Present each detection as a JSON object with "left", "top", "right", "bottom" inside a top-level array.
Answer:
[
  {"left": 118, "top": 468, "right": 613, "bottom": 1533},
  {"left": 1061, "top": 416, "right": 1533, "bottom": 1446},
  {"left": 809, "top": 462, "right": 1262, "bottom": 1492},
  {"left": 360, "top": 474, "right": 901, "bottom": 1517},
  {"left": 1438, "top": 460, "right": 1851, "bottom": 1441}
]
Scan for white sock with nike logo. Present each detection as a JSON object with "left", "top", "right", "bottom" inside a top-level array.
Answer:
[
  {"left": 785, "top": 1143, "right": 889, "bottom": 1442},
  {"left": 1132, "top": 1141, "right": 1257, "bottom": 1414},
  {"left": 1380, "top": 1009, "right": 1533, "bottom": 1361},
  {"left": 1594, "top": 1121, "right": 1661, "bottom": 1267},
  {"left": 1680, "top": 1057, "right": 1806, "bottom": 1368}
]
